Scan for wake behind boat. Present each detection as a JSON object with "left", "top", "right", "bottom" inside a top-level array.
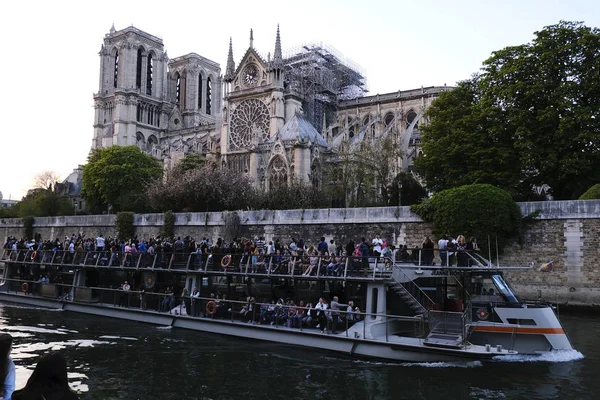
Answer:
[{"left": 0, "top": 243, "right": 573, "bottom": 362}]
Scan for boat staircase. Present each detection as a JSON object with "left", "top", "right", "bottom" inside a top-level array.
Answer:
[{"left": 388, "top": 265, "right": 434, "bottom": 316}]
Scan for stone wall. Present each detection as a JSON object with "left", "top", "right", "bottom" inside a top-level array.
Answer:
[{"left": 2, "top": 200, "right": 600, "bottom": 306}]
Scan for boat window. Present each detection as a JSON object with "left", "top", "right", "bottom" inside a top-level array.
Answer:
[
  {"left": 507, "top": 318, "right": 537, "bottom": 326},
  {"left": 371, "top": 288, "right": 378, "bottom": 320},
  {"left": 491, "top": 274, "right": 519, "bottom": 304}
]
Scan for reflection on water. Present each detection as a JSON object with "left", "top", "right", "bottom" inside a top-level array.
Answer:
[{"left": 0, "top": 303, "right": 595, "bottom": 400}]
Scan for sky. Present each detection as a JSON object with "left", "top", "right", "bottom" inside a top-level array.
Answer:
[{"left": 0, "top": 0, "right": 598, "bottom": 200}]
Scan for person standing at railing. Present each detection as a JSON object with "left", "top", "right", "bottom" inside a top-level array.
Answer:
[
  {"left": 438, "top": 235, "right": 448, "bottom": 266},
  {"left": 359, "top": 238, "right": 370, "bottom": 273},
  {"left": 329, "top": 296, "right": 345, "bottom": 334},
  {"left": 372, "top": 234, "right": 383, "bottom": 258},
  {"left": 456, "top": 235, "right": 469, "bottom": 267},
  {"left": 314, "top": 297, "right": 328, "bottom": 333},
  {"left": 422, "top": 237, "right": 434, "bottom": 266}
]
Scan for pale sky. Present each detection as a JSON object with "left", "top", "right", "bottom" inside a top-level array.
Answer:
[{"left": 0, "top": 0, "right": 598, "bottom": 200}]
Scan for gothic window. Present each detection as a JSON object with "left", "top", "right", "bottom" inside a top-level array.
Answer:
[
  {"left": 148, "top": 135, "right": 158, "bottom": 147},
  {"left": 176, "top": 73, "right": 181, "bottom": 105},
  {"left": 363, "top": 115, "right": 375, "bottom": 138},
  {"left": 136, "top": 103, "right": 142, "bottom": 122},
  {"left": 206, "top": 77, "right": 212, "bottom": 115},
  {"left": 198, "top": 73, "right": 203, "bottom": 109},
  {"left": 146, "top": 54, "right": 153, "bottom": 95},
  {"left": 384, "top": 112, "right": 395, "bottom": 127},
  {"left": 136, "top": 132, "right": 145, "bottom": 148},
  {"left": 406, "top": 110, "right": 418, "bottom": 130},
  {"left": 229, "top": 99, "right": 270, "bottom": 149},
  {"left": 136, "top": 48, "right": 143, "bottom": 89},
  {"left": 269, "top": 156, "right": 287, "bottom": 189},
  {"left": 113, "top": 50, "right": 119, "bottom": 88}
]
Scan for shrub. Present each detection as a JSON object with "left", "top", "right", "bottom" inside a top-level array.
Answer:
[
  {"left": 579, "top": 184, "right": 600, "bottom": 200},
  {"left": 161, "top": 210, "right": 176, "bottom": 239},
  {"left": 22, "top": 216, "right": 35, "bottom": 240},
  {"left": 115, "top": 212, "right": 135, "bottom": 240},
  {"left": 411, "top": 184, "right": 522, "bottom": 251}
]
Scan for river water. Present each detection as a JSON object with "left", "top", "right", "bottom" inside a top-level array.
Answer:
[{"left": 0, "top": 303, "right": 592, "bottom": 400}]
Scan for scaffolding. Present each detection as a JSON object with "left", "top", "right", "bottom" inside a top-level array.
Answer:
[{"left": 283, "top": 42, "right": 368, "bottom": 133}]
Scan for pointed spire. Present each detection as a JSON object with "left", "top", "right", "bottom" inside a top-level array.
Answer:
[
  {"left": 250, "top": 28, "right": 254, "bottom": 48},
  {"left": 109, "top": 23, "right": 116, "bottom": 34},
  {"left": 225, "top": 37, "right": 235, "bottom": 82},
  {"left": 273, "top": 24, "right": 283, "bottom": 68}
]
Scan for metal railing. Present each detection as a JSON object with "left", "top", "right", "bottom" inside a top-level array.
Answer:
[
  {"left": 0, "top": 249, "right": 394, "bottom": 281},
  {"left": 0, "top": 275, "right": 426, "bottom": 342}
]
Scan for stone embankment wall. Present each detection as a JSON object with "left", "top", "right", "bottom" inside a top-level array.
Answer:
[{"left": 2, "top": 200, "right": 599, "bottom": 307}]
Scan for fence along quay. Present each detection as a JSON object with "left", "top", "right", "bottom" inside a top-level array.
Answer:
[{"left": 0, "top": 247, "right": 574, "bottom": 362}]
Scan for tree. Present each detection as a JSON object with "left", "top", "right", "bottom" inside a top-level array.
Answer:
[
  {"left": 147, "top": 163, "right": 255, "bottom": 212},
  {"left": 480, "top": 21, "right": 600, "bottom": 199},
  {"left": 175, "top": 154, "right": 206, "bottom": 174},
  {"left": 2, "top": 190, "right": 74, "bottom": 218},
  {"left": 34, "top": 171, "right": 61, "bottom": 191},
  {"left": 81, "top": 146, "right": 163, "bottom": 213},
  {"left": 416, "top": 21, "right": 600, "bottom": 200}
]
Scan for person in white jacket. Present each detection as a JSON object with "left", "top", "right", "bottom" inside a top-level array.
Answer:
[{"left": 314, "top": 297, "right": 329, "bottom": 333}]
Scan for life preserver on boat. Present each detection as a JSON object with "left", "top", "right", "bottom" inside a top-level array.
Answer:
[
  {"left": 220, "top": 255, "right": 232, "bottom": 268},
  {"left": 206, "top": 300, "right": 217, "bottom": 315},
  {"left": 477, "top": 308, "right": 489, "bottom": 321},
  {"left": 31, "top": 251, "right": 37, "bottom": 260},
  {"left": 21, "top": 282, "right": 29, "bottom": 293},
  {"left": 143, "top": 272, "right": 156, "bottom": 289}
]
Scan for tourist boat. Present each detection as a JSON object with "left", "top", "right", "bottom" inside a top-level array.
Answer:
[{"left": 0, "top": 248, "right": 573, "bottom": 362}]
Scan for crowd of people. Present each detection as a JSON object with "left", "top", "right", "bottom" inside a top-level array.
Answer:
[
  {"left": 3, "top": 232, "right": 480, "bottom": 269},
  {"left": 0, "top": 333, "right": 78, "bottom": 400}
]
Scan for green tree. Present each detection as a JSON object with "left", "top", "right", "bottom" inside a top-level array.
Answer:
[
  {"left": 480, "top": 21, "right": 600, "bottom": 199},
  {"left": 416, "top": 21, "right": 600, "bottom": 200},
  {"left": 414, "top": 79, "right": 522, "bottom": 196},
  {"left": 1, "top": 190, "right": 74, "bottom": 218},
  {"left": 175, "top": 154, "right": 206, "bottom": 174},
  {"left": 81, "top": 146, "right": 163, "bottom": 213}
]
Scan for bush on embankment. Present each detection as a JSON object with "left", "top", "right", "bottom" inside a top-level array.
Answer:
[
  {"left": 579, "top": 184, "right": 600, "bottom": 200},
  {"left": 411, "top": 184, "right": 522, "bottom": 251}
]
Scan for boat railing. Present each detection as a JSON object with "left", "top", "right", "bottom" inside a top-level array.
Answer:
[
  {"left": 394, "top": 247, "right": 496, "bottom": 268},
  {"left": 0, "top": 275, "right": 423, "bottom": 341},
  {"left": 0, "top": 249, "right": 393, "bottom": 280},
  {"left": 428, "top": 308, "right": 471, "bottom": 346}
]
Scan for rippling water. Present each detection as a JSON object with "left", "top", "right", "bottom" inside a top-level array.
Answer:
[{"left": 0, "top": 303, "right": 593, "bottom": 400}]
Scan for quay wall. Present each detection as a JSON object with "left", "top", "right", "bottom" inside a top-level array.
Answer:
[{"left": 2, "top": 200, "right": 600, "bottom": 307}]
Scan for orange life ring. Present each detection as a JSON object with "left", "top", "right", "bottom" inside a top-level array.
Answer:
[
  {"left": 31, "top": 251, "right": 37, "bottom": 260},
  {"left": 206, "top": 300, "right": 217, "bottom": 315},
  {"left": 220, "top": 255, "right": 232, "bottom": 268},
  {"left": 22, "top": 282, "right": 29, "bottom": 293}
]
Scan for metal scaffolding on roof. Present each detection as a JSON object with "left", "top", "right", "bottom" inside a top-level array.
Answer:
[{"left": 283, "top": 42, "right": 368, "bottom": 134}]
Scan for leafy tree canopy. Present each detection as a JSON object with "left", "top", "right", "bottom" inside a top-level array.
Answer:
[
  {"left": 416, "top": 21, "right": 600, "bottom": 200},
  {"left": 81, "top": 146, "right": 163, "bottom": 213},
  {"left": 175, "top": 154, "right": 206, "bottom": 174},
  {"left": 0, "top": 190, "right": 74, "bottom": 218}
]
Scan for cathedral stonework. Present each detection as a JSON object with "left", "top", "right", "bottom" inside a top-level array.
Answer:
[{"left": 91, "top": 24, "right": 451, "bottom": 190}]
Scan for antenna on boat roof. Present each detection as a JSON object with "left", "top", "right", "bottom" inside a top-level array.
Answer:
[
  {"left": 487, "top": 235, "right": 492, "bottom": 267},
  {"left": 496, "top": 236, "right": 500, "bottom": 268}
]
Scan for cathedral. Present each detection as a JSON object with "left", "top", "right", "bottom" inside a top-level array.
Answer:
[{"left": 91, "top": 24, "right": 450, "bottom": 191}]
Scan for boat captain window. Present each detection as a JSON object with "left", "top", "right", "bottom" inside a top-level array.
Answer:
[{"left": 491, "top": 274, "right": 519, "bottom": 304}]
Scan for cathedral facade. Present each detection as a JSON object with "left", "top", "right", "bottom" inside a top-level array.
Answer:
[{"left": 91, "top": 25, "right": 450, "bottom": 191}]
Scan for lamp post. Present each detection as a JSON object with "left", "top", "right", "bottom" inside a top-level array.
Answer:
[{"left": 73, "top": 200, "right": 78, "bottom": 216}]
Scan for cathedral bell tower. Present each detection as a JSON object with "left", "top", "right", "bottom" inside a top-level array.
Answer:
[{"left": 92, "top": 25, "right": 168, "bottom": 151}]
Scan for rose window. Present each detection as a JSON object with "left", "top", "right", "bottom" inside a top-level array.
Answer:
[{"left": 229, "top": 99, "right": 270, "bottom": 149}]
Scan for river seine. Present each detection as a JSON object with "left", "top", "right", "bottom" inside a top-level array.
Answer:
[{"left": 0, "top": 303, "right": 592, "bottom": 400}]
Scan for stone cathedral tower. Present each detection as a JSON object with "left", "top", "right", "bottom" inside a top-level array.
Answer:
[{"left": 92, "top": 25, "right": 169, "bottom": 150}]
